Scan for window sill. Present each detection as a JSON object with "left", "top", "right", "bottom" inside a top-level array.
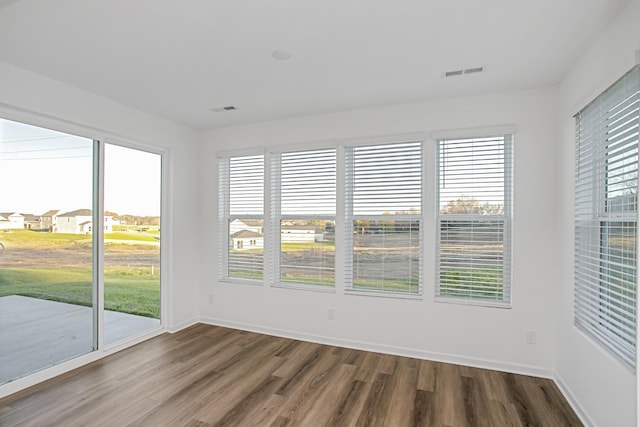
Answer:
[
  {"left": 345, "top": 289, "right": 423, "bottom": 300},
  {"left": 219, "top": 277, "right": 264, "bottom": 286},
  {"left": 271, "top": 282, "right": 336, "bottom": 294},
  {"left": 435, "top": 296, "right": 512, "bottom": 309}
]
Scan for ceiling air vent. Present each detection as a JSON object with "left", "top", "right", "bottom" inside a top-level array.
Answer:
[
  {"left": 444, "top": 69, "right": 464, "bottom": 77},
  {"left": 211, "top": 105, "right": 237, "bottom": 113},
  {"left": 443, "top": 66, "right": 485, "bottom": 78},
  {"left": 464, "top": 67, "right": 484, "bottom": 74}
]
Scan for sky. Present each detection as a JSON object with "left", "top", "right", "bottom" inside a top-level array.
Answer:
[{"left": 0, "top": 118, "right": 161, "bottom": 217}]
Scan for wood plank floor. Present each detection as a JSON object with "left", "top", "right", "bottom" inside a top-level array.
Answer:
[{"left": 0, "top": 324, "right": 582, "bottom": 427}]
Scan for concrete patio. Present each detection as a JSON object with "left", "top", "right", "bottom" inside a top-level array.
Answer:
[{"left": 0, "top": 295, "right": 160, "bottom": 385}]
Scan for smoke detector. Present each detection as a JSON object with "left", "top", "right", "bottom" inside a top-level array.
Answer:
[{"left": 272, "top": 49, "right": 292, "bottom": 61}]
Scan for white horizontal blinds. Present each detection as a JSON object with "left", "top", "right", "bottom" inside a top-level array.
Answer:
[
  {"left": 437, "top": 135, "right": 513, "bottom": 303},
  {"left": 346, "top": 141, "right": 422, "bottom": 294},
  {"left": 276, "top": 148, "right": 336, "bottom": 287},
  {"left": 229, "top": 155, "right": 264, "bottom": 215},
  {"left": 439, "top": 136, "right": 507, "bottom": 209},
  {"left": 575, "top": 65, "right": 639, "bottom": 367},
  {"left": 225, "top": 154, "right": 264, "bottom": 281},
  {"left": 280, "top": 149, "right": 336, "bottom": 215},
  {"left": 351, "top": 142, "right": 422, "bottom": 215}
]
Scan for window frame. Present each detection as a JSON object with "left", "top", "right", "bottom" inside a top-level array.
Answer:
[
  {"left": 574, "top": 65, "right": 639, "bottom": 369},
  {"left": 218, "top": 151, "right": 266, "bottom": 285},
  {"left": 434, "top": 132, "right": 514, "bottom": 308},
  {"left": 344, "top": 137, "right": 425, "bottom": 298},
  {"left": 269, "top": 144, "right": 337, "bottom": 291}
]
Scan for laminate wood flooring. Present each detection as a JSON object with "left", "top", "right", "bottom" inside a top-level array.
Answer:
[{"left": 0, "top": 324, "right": 582, "bottom": 427}]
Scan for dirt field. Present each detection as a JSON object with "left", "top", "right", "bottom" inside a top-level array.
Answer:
[{"left": 0, "top": 238, "right": 159, "bottom": 268}]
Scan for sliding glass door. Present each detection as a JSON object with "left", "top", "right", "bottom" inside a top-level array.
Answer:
[
  {"left": 0, "top": 118, "right": 162, "bottom": 386},
  {"left": 103, "top": 144, "right": 161, "bottom": 345},
  {"left": 0, "top": 119, "right": 95, "bottom": 385}
]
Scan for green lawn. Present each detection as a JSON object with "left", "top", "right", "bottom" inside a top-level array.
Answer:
[
  {"left": 0, "top": 229, "right": 159, "bottom": 248},
  {"left": 0, "top": 230, "right": 160, "bottom": 318},
  {"left": 0, "top": 267, "right": 160, "bottom": 318},
  {"left": 105, "top": 231, "right": 159, "bottom": 242},
  {"left": 439, "top": 267, "right": 504, "bottom": 300},
  {"left": 281, "top": 241, "right": 335, "bottom": 251},
  {"left": 1, "top": 229, "right": 89, "bottom": 249}
]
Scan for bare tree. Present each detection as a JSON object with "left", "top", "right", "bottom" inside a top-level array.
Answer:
[{"left": 441, "top": 197, "right": 503, "bottom": 215}]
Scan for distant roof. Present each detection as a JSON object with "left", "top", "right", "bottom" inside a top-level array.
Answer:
[
  {"left": 21, "top": 214, "right": 40, "bottom": 222},
  {"left": 58, "top": 209, "right": 93, "bottom": 217},
  {"left": 41, "top": 209, "right": 60, "bottom": 217},
  {"left": 232, "top": 230, "right": 263, "bottom": 238},
  {"left": 0, "top": 212, "right": 21, "bottom": 218}
]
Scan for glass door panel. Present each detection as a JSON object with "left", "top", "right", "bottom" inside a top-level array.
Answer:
[
  {"left": 0, "top": 118, "right": 95, "bottom": 385},
  {"left": 103, "top": 144, "right": 161, "bottom": 345}
]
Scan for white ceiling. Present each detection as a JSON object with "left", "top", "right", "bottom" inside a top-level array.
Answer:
[{"left": 0, "top": 0, "right": 630, "bottom": 130}]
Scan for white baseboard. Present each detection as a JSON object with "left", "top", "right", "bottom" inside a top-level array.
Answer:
[
  {"left": 167, "top": 317, "right": 199, "bottom": 333},
  {"left": 200, "top": 316, "right": 554, "bottom": 379},
  {"left": 553, "top": 373, "right": 595, "bottom": 427}
]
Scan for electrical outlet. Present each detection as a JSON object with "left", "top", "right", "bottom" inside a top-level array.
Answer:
[
  {"left": 328, "top": 308, "right": 336, "bottom": 320},
  {"left": 526, "top": 330, "right": 537, "bottom": 345}
]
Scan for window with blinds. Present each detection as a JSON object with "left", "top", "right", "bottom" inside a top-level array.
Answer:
[
  {"left": 219, "top": 154, "right": 265, "bottom": 281},
  {"left": 575, "top": 65, "right": 639, "bottom": 368},
  {"left": 272, "top": 148, "right": 336, "bottom": 287},
  {"left": 436, "top": 135, "right": 513, "bottom": 305},
  {"left": 345, "top": 141, "right": 422, "bottom": 294}
]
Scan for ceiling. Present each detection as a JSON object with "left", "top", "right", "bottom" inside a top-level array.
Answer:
[{"left": 0, "top": 0, "right": 630, "bottom": 130}]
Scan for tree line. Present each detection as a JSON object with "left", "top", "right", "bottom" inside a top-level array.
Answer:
[{"left": 106, "top": 211, "right": 160, "bottom": 226}]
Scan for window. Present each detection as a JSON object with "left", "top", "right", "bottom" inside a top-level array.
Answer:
[
  {"left": 219, "top": 154, "right": 264, "bottom": 281},
  {"left": 436, "top": 135, "right": 513, "bottom": 305},
  {"left": 345, "top": 141, "right": 422, "bottom": 294},
  {"left": 575, "top": 65, "right": 639, "bottom": 367},
  {"left": 217, "top": 131, "right": 515, "bottom": 303},
  {"left": 271, "top": 148, "right": 336, "bottom": 288}
]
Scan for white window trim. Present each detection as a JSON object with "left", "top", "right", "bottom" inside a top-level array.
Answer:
[
  {"left": 435, "top": 133, "right": 514, "bottom": 308},
  {"left": 218, "top": 152, "right": 266, "bottom": 285},
  {"left": 574, "top": 65, "right": 639, "bottom": 369},
  {"left": 216, "top": 128, "right": 518, "bottom": 303},
  {"left": 344, "top": 138, "right": 425, "bottom": 298},
  {"left": 269, "top": 147, "right": 337, "bottom": 290}
]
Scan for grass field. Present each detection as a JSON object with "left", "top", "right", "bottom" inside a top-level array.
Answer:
[
  {"left": 439, "top": 267, "right": 504, "bottom": 300},
  {"left": 0, "top": 229, "right": 160, "bottom": 318},
  {"left": 0, "top": 229, "right": 158, "bottom": 247},
  {"left": 225, "top": 237, "right": 504, "bottom": 298}
]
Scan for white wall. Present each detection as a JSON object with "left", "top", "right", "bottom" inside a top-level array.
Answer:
[
  {"left": 0, "top": 60, "right": 201, "bottom": 331},
  {"left": 1, "top": 1, "right": 637, "bottom": 421},
  {"left": 201, "top": 86, "right": 560, "bottom": 376},
  {"left": 555, "top": 0, "right": 640, "bottom": 426}
]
